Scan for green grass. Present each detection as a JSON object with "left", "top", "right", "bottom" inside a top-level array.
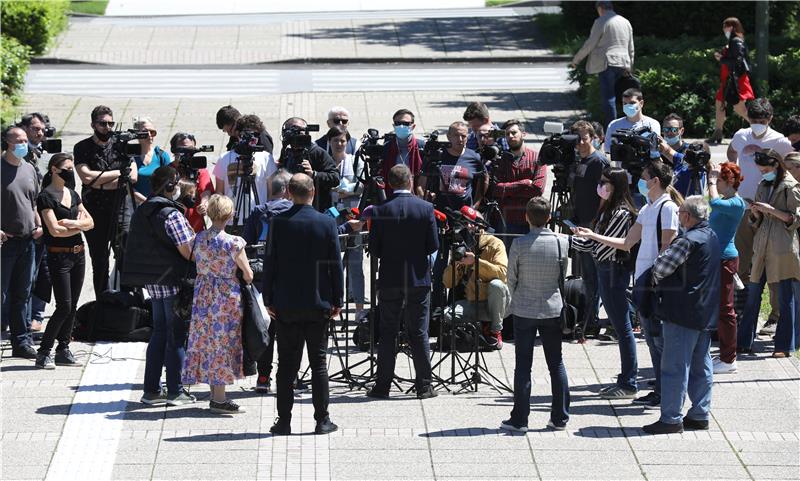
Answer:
[
  {"left": 485, "top": 0, "right": 518, "bottom": 7},
  {"left": 531, "top": 13, "right": 584, "bottom": 55},
  {"left": 68, "top": 0, "right": 108, "bottom": 15}
]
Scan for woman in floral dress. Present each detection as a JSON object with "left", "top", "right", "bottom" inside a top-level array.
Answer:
[{"left": 183, "top": 194, "right": 253, "bottom": 414}]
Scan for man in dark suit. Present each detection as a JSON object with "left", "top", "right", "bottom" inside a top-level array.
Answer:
[
  {"left": 367, "top": 164, "right": 440, "bottom": 399},
  {"left": 263, "top": 173, "right": 344, "bottom": 435}
]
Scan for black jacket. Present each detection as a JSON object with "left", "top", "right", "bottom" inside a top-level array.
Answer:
[
  {"left": 262, "top": 204, "right": 344, "bottom": 311},
  {"left": 278, "top": 144, "right": 339, "bottom": 212},
  {"left": 722, "top": 36, "right": 750, "bottom": 75},
  {"left": 122, "top": 196, "right": 191, "bottom": 287}
]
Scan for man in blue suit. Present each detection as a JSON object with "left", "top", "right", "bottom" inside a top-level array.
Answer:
[
  {"left": 367, "top": 164, "right": 440, "bottom": 399},
  {"left": 263, "top": 173, "right": 344, "bottom": 436}
]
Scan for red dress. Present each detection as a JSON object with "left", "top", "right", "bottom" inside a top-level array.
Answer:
[
  {"left": 715, "top": 47, "right": 755, "bottom": 103},
  {"left": 185, "top": 168, "right": 214, "bottom": 232}
]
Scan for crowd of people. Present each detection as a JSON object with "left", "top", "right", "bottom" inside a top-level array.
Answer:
[{"left": 2, "top": 3, "right": 799, "bottom": 438}]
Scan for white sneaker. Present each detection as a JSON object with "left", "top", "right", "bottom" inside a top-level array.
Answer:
[{"left": 713, "top": 358, "right": 737, "bottom": 374}]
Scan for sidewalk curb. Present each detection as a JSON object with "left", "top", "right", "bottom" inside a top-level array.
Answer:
[{"left": 31, "top": 55, "right": 572, "bottom": 67}]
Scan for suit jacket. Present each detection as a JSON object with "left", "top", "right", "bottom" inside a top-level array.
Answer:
[
  {"left": 507, "top": 227, "right": 568, "bottom": 319},
  {"left": 369, "top": 192, "right": 439, "bottom": 289},
  {"left": 572, "top": 11, "right": 634, "bottom": 74},
  {"left": 263, "top": 204, "right": 344, "bottom": 312}
]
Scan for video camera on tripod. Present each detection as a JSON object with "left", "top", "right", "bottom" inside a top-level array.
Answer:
[
  {"left": 233, "top": 130, "right": 267, "bottom": 176},
  {"left": 610, "top": 126, "right": 661, "bottom": 177},
  {"left": 539, "top": 130, "right": 579, "bottom": 194},
  {"left": 282, "top": 124, "right": 320, "bottom": 151},
  {"left": 421, "top": 130, "right": 452, "bottom": 174},
  {"left": 106, "top": 128, "right": 150, "bottom": 181},
  {"left": 681, "top": 142, "right": 711, "bottom": 172},
  {"left": 41, "top": 115, "right": 62, "bottom": 153},
  {"left": 173, "top": 144, "right": 213, "bottom": 181}
]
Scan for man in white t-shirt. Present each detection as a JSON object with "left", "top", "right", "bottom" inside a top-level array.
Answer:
[
  {"left": 213, "top": 114, "right": 276, "bottom": 227},
  {"left": 727, "top": 98, "right": 794, "bottom": 199},
  {"left": 604, "top": 88, "right": 661, "bottom": 154}
]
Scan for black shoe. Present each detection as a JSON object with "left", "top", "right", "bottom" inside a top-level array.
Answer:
[
  {"left": 35, "top": 353, "right": 55, "bottom": 370},
  {"left": 11, "top": 345, "right": 37, "bottom": 359},
  {"left": 54, "top": 348, "right": 81, "bottom": 367},
  {"left": 315, "top": 417, "right": 338, "bottom": 435},
  {"left": 682, "top": 417, "right": 709, "bottom": 431},
  {"left": 417, "top": 386, "right": 438, "bottom": 400},
  {"left": 632, "top": 391, "right": 660, "bottom": 410},
  {"left": 255, "top": 375, "right": 271, "bottom": 394},
  {"left": 209, "top": 399, "right": 245, "bottom": 414},
  {"left": 643, "top": 420, "right": 683, "bottom": 435},
  {"left": 270, "top": 417, "right": 291, "bottom": 435},
  {"left": 366, "top": 387, "right": 389, "bottom": 399}
]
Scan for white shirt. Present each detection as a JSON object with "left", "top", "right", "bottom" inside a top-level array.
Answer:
[
  {"left": 634, "top": 193, "right": 679, "bottom": 280},
  {"left": 330, "top": 153, "right": 364, "bottom": 210},
  {"left": 212, "top": 150, "right": 276, "bottom": 225},
  {"left": 604, "top": 115, "right": 661, "bottom": 153},
  {"left": 729, "top": 127, "right": 794, "bottom": 199}
]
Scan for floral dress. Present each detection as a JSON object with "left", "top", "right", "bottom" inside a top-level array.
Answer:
[{"left": 182, "top": 227, "right": 245, "bottom": 386}]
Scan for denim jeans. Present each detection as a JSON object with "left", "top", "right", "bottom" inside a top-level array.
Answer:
[
  {"left": 598, "top": 66, "right": 626, "bottom": 126},
  {"left": 39, "top": 251, "right": 85, "bottom": 355},
  {"left": 660, "top": 322, "right": 713, "bottom": 424},
  {"left": 1, "top": 237, "right": 36, "bottom": 348},
  {"left": 143, "top": 294, "right": 186, "bottom": 395},
  {"left": 510, "top": 316, "right": 570, "bottom": 427},
  {"left": 738, "top": 275, "right": 796, "bottom": 353},
  {"left": 639, "top": 313, "right": 664, "bottom": 396},
  {"left": 596, "top": 261, "right": 637, "bottom": 391},
  {"left": 444, "top": 279, "right": 510, "bottom": 332},
  {"left": 345, "top": 238, "right": 366, "bottom": 305},
  {"left": 578, "top": 251, "right": 600, "bottom": 330}
]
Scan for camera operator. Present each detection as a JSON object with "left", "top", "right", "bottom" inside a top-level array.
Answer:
[
  {"left": 380, "top": 109, "right": 426, "bottom": 196},
  {"left": 216, "top": 105, "right": 274, "bottom": 155},
  {"left": 442, "top": 211, "right": 510, "bottom": 349},
  {"left": 170, "top": 132, "right": 215, "bottom": 232},
  {"left": 490, "top": 119, "right": 547, "bottom": 247},
  {"left": 656, "top": 113, "right": 706, "bottom": 197},
  {"left": 213, "top": 114, "right": 276, "bottom": 229},
  {"left": 278, "top": 117, "right": 339, "bottom": 212},
  {"left": 571, "top": 120, "right": 610, "bottom": 336},
  {"left": 74, "top": 105, "right": 139, "bottom": 298},
  {"left": 463, "top": 101, "right": 509, "bottom": 152},
  {"left": 131, "top": 117, "right": 172, "bottom": 206},
  {"left": 316, "top": 106, "right": 358, "bottom": 155},
  {"left": 604, "top": 89, "right": 661, "bottom": 154}
]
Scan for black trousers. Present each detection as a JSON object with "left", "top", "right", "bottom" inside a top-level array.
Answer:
[
  {"left": 256, "top": 317, "right": 278, "bottom": 378},
  {"left": 275, "top": 309, "right": 330, "bottom": 422},
  {"left": 375, "top": 286, "right": 432, "bottom": 393},
  {"left": 39, "top": 251, "right": 85, "bottom": 355},
  {"left": 82, "top": 189, "right": 130, "bottom": 298}
]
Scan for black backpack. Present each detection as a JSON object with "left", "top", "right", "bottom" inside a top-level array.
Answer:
[{"left": 73, "top": 290, "right": 152, "bottom": 342}]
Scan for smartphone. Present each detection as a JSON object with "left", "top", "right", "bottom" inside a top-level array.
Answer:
[
  {"left": 562, "top": 219, "right": 578, "bottom": 230},
  {"left": 744, "top": 198, "right": 755, "bottom": 204}
]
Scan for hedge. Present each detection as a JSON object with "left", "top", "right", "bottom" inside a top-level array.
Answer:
[
  {"left": 0, "top": 36, "right": 31, "bottom": 125},
  {"left": 1, "top": 0, "right": 69, "bottom": 56}
]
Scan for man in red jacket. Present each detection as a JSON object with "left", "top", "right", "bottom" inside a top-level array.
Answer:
[{"left": 490, "top": 119, "right": 547, "bottom": 250}]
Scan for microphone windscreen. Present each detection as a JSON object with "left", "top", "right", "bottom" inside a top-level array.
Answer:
[
  {"left": 460, "top": 205, "right": 478, "bottom": 221},
  {"left": 433, "top": 209, "right": 447, "bottom": 223}
]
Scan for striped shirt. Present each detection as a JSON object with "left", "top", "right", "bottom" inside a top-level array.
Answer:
[
  {"left": 572, "top": 207, "right": 634, "bottom": 263},
  {"left": 145, "top": 210, "right": 195, "bottom": 299}
]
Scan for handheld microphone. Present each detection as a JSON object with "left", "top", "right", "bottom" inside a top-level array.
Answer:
[
  {"left": 459, "top": 205, "right": 491, "bottom": 229},
  {"left": 433, "top": 209, "right": 447, "bottom": 224}
]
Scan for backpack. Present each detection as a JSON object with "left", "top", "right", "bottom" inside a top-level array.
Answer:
[{"left": 73, "top": 290, "right": 152, "bottom": 342}]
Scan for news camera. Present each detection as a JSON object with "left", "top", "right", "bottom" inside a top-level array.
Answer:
[
  {"left": 108, "top": 129, "right": 150, "bottom": 178},
  {"left": 610, "top": 126, "right": 661, "bottom": 176},
  {"left": 358, "top": 128, "right": 394, "bottom": 167},
  {"left": 421, "top": 130, "right": 452, "bottom": 174},
  {"left": 282, "top": 124, "right": 320, "bottom": 150},
  {"left": 173, "top": 145, "right": 213, "bottom": 181},
  {"left": 682, "top": 142, "right": 711, "bottom": 172},
  {"left": 41, "top": 115, "right": 62, "bottom": 153},
  {"left": 539, "top": 132, "right": 579, "bottom": 194}
]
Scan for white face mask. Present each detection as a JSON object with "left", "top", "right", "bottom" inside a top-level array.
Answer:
[
  {"left": 171, "top": 187, "right": 181, "bottom": 201},
  {"left": 724, "top": 30, "right": 731, "bottom": 39},
  {"left": 751, "top": 123, "right": 768, "bottom": 136}
]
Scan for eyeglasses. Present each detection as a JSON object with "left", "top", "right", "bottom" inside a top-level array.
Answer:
[
  {"left": 95, "top": 121, "right": 115, "bottom": 128},
  {"left": 662, "top": 127, "right": 680, "bottom": 134},
  {"left": 332, "top": 118, "right": 349, "bottom": 125},
  {"left": 393, "top": 121, "right": 413, "bottom": 127}
]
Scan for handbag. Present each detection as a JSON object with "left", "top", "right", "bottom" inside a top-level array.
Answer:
[
  {"left": 724, "top": 70, "right": 740, "bottom": 106},
  {"left": 556, "top": 236, "right": 578, "bottom": 331},
  {"left": 173, "top": 238, "right": 197, "bottom": 321},
  {"left": 240, "top": 283, "right": 272, "bottom": 360}
]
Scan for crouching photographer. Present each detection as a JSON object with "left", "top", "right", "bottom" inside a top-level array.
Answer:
[
  {"left": 122, "top": 166, "right": 196, "bottom": 407},
  {"left": 442, "top": 209, "right": 510, "bottom": 350}
]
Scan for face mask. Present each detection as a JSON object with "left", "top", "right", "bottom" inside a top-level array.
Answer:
[
  {"left": 12, "top": 142, "right": 28, "bottom": 159},
  {"left": 637, "top": 178, "right": 650, "bottom": 197},
  {"left": 394, "top": 125, "right": 412, "bottom": 139},
  {"left": 623, "top": 103, "right": 639, "bottom": 118},
  {"left": 56, "top": 169, "right": 73, "bottom": 184},
  {"left": 171, "top": 187, "right": 181, "bottom": 201},
  {"left": 761, "top": 171, "right": 776, "bottom": 182},
  {"left": 724, "top": 30, "right": 731, "bottom": 39},
  {"left": 180, "top": 195, "right": 195, "bottom": 209},
  {"left": 94, "top": 130, "right": 111, "bottom": 142},
  {"left": 666, "top": 135, "right": 681, "bottom": 146},
  {"left": 750, "top": 123, "right": 768, "bottom": 136},
  {"left": 596, "top": 183, "right": 611, "bottom": 200},
  {"left": 591, "top": 139, "right": 602, "bottom": 149}
]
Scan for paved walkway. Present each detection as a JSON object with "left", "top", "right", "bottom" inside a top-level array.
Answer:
[{"left": 42, "top": 8, "right": 563, "bottom": 65}]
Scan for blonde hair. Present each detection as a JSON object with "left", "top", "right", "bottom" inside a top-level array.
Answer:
[
  {"left": 206, "top": 194, "right": 234, "bottom": 222},
  {"left": 177, "top": 179, "right": 196, "bottom": 197},
  {"left": 132, "top": 116, "right": 153, "bottom": 131}
]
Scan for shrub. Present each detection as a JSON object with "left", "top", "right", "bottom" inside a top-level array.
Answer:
[
  {"left": 1, "top": 0, "right": 69, "bottom": 56},
  {"left": 1, "top": 35, "right": 30, "bottom": 101}
]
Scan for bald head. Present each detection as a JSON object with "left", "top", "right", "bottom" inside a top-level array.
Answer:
[{"left": 288, "top": 173, "right": 315, "bottom": 205}]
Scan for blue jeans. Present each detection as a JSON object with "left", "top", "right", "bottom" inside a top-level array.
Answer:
[
  {"left": 510, "top": 317, "right": 570, "bottom": 426},
  {"left": 738, "top": 275, "right": 796, "bottom": 353},
  {"left": 598, "top": 66, "right": 626, "bottom": 126},
  {"left": 596, "top": 261, "right": 637, "bottom": 391},
  {"left": 578, "top": 251, "right": 600, "bottom": 329},
  {"left": 1, "top": 237, "right": 36, "bottom": 348},
  {"left": 143, "top": 295, "right": 186, "bottom": 395},
  {"left": 345, "top": 238, "right": 366, "bottom": 305},
  {"left": 639, "top": 313, "right": 663, "bottom": 396},
  {"left": 660, "top": 322, "right": 713, "bottom": 424}
]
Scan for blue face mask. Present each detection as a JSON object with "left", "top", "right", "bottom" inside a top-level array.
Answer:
[
  {"left": 637, "top": 178, "right": 650, "bottom": 197},
  {"left": 12, "top": 142, "right": 28, "bottom": 159},
  {"left": 762, "top": 171, "right": 777, "bottom": 182},
  {"left": 666, "top": 135, "right": 681, "bottom": 146},
  {"left": 591, "top": 139, "right": 602, "bottom": 149},
  {"left": 623, "top": 103, "right": 640, "bottom": 118},
  {"left": 394, "top": 125, "right": 412, "bottom": 139}
]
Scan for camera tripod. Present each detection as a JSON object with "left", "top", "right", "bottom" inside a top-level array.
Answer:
[
  {"left": 106, "top": 161, "right": 138, "bottom": 292},
  {"left": 230, "top": 157, "right": 259, "bottom": 235},
  {"left": 548, "top": 182, "right": 573, "bottom": 233}
]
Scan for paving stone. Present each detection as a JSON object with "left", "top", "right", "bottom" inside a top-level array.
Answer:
[{"left": 640, "top": 464, "right": 750, "bottom": 480}]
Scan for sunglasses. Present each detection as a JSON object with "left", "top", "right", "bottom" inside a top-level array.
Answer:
[
  {"left": 332, "top": 118, "right": 349, "bottom": 125},
  {"left": 393, "top": 121, "right": 413, "bottom": 127},
  {"left": 95, "top": 121, "right": 115, "bottom": 128},
  {"left": 147, "top": 129, "right": 157, "bottom": 136},
  {"left": 662, "top": 127, "right": 680, "bottom": 134}
]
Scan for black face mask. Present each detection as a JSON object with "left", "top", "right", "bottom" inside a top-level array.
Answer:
[
  {"left": 180, "top": 195, "right": 196, "bottom": 209},
  {"left": 94, "top": 130, "right": 111, "bottom": 142},
  {"left": 57, "top": 169, "right": 74, "bottom": 184}
]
